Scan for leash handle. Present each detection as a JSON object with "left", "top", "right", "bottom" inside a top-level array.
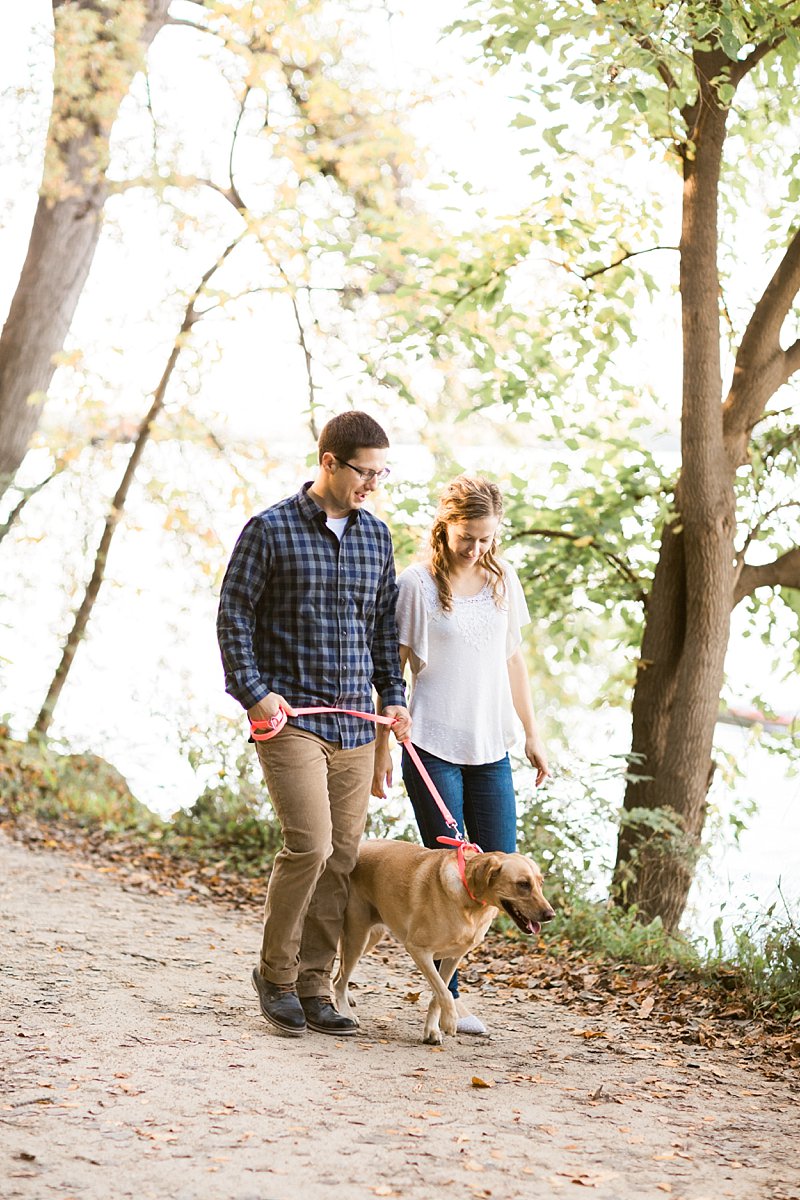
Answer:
[{"left": 250, "top": 705, "right": 395, "bottom": 742}]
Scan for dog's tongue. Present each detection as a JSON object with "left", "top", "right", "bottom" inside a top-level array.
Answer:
[{"left": 527, "top": 920, "right": 541, "bottom": 936}]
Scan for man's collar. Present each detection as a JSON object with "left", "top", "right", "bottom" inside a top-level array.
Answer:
[{"left": 297, "top": 481, "right": 361, "bottom": 524}]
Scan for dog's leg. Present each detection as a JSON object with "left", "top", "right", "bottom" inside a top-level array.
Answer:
[
  {"left": 333, "top": 930, "right": 369, "bottom": 1024},
  {"left": 334, "top": 900, "right": 385, "bottom": 1024},
  {"left": 437, "top": 957, "right": 462, "bottom": 988},
  {"left": 405, "top": 948, "right": 460, "bottom": 1044}
]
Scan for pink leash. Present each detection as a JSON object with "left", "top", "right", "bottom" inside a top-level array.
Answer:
[{"left": 250, "top": 706, "right": 486, "bottom": 905}]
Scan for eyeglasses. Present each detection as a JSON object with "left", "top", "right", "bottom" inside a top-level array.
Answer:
[{"left": 335, "top": 457, "right": 391, "bottom": 483}]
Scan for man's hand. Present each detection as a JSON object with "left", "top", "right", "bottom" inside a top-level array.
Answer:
[
  {"left": 371, "top": 743, "right": 394, "bottom": 799},
  {"left": 247, "top": 693, "right": 295, "bottom": 724},
  {"left": 382, "top": 704, "right": 411, "bottom": 742}
]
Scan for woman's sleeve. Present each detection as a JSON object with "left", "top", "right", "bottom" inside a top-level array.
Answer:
[
  {"left": 396, "top": 567, "right": 428, "bottom": 674},
  {"left": 504, "top": 563, "right": 531, "bottom": 658}
]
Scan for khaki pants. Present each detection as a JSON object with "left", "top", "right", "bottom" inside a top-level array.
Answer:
[{"left": 255, "top": 726, "right": 374, "bottom": 998}]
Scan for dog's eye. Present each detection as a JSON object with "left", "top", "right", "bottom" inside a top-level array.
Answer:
[{"left": 516, "top": 880, "right": 532, "bottom": 892}]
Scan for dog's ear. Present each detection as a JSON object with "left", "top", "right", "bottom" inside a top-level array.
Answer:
[{"left": 467, "top": 853, "right": 504, "bottom": 897}]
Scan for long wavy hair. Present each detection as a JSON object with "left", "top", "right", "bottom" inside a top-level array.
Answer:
[{"left": 427, "top": 476, "right": 505, "bottom": 613}]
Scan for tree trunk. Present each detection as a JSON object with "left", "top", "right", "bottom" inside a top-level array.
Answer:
[
  {"left": 0, "top": 0, "right": 171, "bottom": 498},
  {"left": 613, "top": 55, "right": 737, "bottom": 931}
]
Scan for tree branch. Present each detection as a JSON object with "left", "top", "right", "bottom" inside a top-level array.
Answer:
[
  {"left": 628, "top": 31, "right": 681, "bottom": 93},
  {"left": 110, "top": 173, "right": 239, "bottom": 209},
  {"left": 507, "top": 526, "right": 645, "bottom": 594},
  {"left": 568, "top": 244, "right": 678, "bottom": 283},
  {"left": 428, "top": 263, "right": 517, "bottom": 336},
  {"left": 731, "top": 15, "right": 800, "bottom": 85},
  {"left": 734, "top": 546, "right": 800, "bottom": 605},
  {"left": 0, "top": 469, "right": 62, "bottom": 545},
  {"left": 736, "top": 499, "right": 800, "bottom": 565},
  {"left": 784, "top": 335, "right": 800, "bottom": 379},
  {"left": 164, "top": 16, "right": 209, "bottom": 33},
  {"left": 280, "top": 272, "right": 320, "bottom": 438},
  {"left": 723, "top": 225, "right": 800, "bottom": 458},
  {"left": 596, "top": 2, "right": 681, "bottom": 92},
  {"left": 227, "top": 87, "right": 251, "bottom": 213}
]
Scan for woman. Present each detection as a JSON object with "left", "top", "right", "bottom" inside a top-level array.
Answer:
[{"left": 372, "top": 475, "right": 549, "bottom": 1035}]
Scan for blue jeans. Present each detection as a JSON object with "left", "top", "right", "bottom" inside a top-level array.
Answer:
[{"left": 401, "top": 745, "right": 517, "bottom": 999}]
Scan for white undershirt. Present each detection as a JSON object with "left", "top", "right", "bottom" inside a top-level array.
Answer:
[{"left": 326, "top": 516, "right": 349, "bottom": 540}]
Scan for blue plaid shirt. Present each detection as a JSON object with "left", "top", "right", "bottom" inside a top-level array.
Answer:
[{"left": 217, "top": 483, "right": 406, "bottom": 748}]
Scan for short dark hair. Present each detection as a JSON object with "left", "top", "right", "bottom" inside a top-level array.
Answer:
[{"left": 318, "top": 411, "right": 390, "bottom": 463}]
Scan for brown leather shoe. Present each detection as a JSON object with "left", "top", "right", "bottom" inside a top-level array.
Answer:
[
  {"left": 251, "top": 968, "right": 306, "bottom": 1037},
  {"left": 300, "top": 995, "right": 358, "bottom": 1036}
]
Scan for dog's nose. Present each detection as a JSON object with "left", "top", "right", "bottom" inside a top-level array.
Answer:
[{"left": 541, "top": 906, "right": 555, "bottom": 923}]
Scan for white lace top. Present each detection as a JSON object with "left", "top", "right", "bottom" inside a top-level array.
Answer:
[{"left": 396, "top": 561, "right": 530, "bottom": 765}]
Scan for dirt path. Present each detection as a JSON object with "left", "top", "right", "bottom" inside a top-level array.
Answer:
[{"left": 1, "top": 834, "right": 798, "bottom": 1200}]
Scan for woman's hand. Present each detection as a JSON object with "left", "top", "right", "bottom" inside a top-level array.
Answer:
[
  {"left": 524, "top": 734, "right": 550, "bottom": 787},
  {"left": 372, "top": 742, "right": 394, "bottom": 799},
  {"left": 382, "top": 704, "right": 412, "bottom": 742}
]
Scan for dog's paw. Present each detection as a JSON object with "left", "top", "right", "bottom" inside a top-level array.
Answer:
[
  {"left": 423, "top": 1027, "right": 443, "bottom": 1045},
  {"left": 440, "top": 1004, "right": 458, "bottom": 1038}
]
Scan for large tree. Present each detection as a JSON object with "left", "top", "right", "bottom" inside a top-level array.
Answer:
[
  {"left": 449, "top": 0, "right": 800, "bottom": 928},
  {"left": 0, "top": 0, "right": 172, "bottom": 497}
]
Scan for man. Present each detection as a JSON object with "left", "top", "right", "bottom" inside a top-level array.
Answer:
[{"left": 217, "top": 411, "right": 411, "bottom": 1037}]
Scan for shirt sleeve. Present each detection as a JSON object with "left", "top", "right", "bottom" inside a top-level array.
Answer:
[
  {"left": 396, "top": 566, "right": 428, "bottom": 675},
  {"left": 503, "top": 562, "right": 530, "bottom": 659},
  {"left": 216, "top": 517, "right": 273, "bottom": 710},
  {"left": 370, "top": 530, "right": 407, "bottom": 708}
]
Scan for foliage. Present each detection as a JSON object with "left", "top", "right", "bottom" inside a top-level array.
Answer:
[
  {"left": 171, "top": 717, "right": 282, "bottom": 873},
  {"left": 514, "top": 754, "right": 621, "bottom": 904},
  {"left": 45, "top": 0, "right": 156, "bottom": 201},
  {"left": 711, "top": 893, "right": 800, "bottom": 1018},
  {"left": 550, "top": 898, "right": 700, "bottom": 969},
  {"left": 0, "top": 726, "right": 158, "bottom": 832},
  {"left": 169, "top": 787, "right": 282, "bottom": 876}
]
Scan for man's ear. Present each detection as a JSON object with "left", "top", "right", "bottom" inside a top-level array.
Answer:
[{"left": 320, "top": 451, "right": 336, "bottom": 473}]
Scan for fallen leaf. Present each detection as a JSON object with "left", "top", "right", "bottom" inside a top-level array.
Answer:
[
  {"left": 471, "top": 1077, "right": 494, "bottom": 1089},
  {"left": 639, "top": 996, "right": 656, "bottom": 1019}
]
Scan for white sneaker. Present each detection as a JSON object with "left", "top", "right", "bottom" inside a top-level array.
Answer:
[{"left": 455, "top": 998, "right": 488, "bottom": 1036}]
